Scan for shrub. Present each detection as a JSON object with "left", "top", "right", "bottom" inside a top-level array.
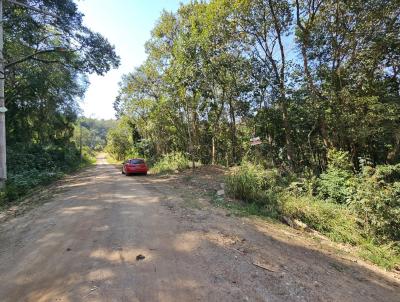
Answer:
[
  {"left": 219, "top": 158, "right": 399, "bottom": 269},
  {"left": 5, "top": 170, "right": 64, "bottom": 201},
  {"left": 1, "top": 143, "right": 91, "bottom": 204},
  {"left": 374, "top": 163, "right": 400, "bottom": 183},
  {"left": 317, "top": 149, "right": 356, "bottom": 203},
  {"left": 125, "top": 149, "right": 141, "bottom": 161},
  {"left": 350, "top": 165, "right": 400, "bottom": 242},
  {"left": 287, "top": 176, "right": 318, "bottom": 197},
  {"left": 225, "top": 161, "right": 280, "bottom": 210},
  {"left": 151, "top": 152, "right": 190, "bottom": 174}
]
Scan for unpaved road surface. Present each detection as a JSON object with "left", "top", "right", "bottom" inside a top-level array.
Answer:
[{"left": 0, "top": 156, "right": 399, "bottom": 302}]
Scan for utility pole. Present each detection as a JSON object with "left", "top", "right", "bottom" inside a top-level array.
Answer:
[
  {"left": 0, "top": 0, "right": 59, "bottom": 187},
  {"left": 80, "top": 119, "right": 82, "bottom": 162},
  {"left": 0, "top": 0, "right": 6, "bottom": 188}
]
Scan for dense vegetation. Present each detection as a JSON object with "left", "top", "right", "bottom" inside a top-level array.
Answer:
[
  {"left": 223, "top": 151, "right": 400, "bottom": 269},
  {"left": 2, "top": 0, "right": 119, "bottom": 204},
  {"left": 108, "top": 0, "right": 399, "bottom": 269}
]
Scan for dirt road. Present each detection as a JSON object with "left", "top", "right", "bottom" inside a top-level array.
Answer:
[{"left": 0, "top": 156, "right": 399, "bottom": 302}]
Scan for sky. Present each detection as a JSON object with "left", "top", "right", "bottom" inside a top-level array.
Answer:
[{"left": 76, "top": 0, "right": 187, "bottom": 120}]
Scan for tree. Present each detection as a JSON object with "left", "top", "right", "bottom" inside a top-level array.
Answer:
[
  {"left": 234, "top": 0, "right": 296, "bottom": 167},
  {"left": 4, "top": 0, "right": 120, "bottom": 190},
  {"left": 5, "top": 0, "right": 120, "bottom": 145}
]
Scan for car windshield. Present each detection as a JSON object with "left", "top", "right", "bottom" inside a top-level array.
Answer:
[{"left": 130, "top": 159, "right": 144, "bottom": 164}]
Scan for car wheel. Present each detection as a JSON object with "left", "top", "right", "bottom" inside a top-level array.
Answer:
[{"left": 125, "top": 173, "right": 130, "bottom": 176}]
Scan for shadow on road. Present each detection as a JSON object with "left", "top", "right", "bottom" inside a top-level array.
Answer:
[{"left": 0, "top": 162, "right": 398, "bottom": 301}]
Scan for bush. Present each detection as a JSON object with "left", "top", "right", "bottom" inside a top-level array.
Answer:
[
  {"left": 151, "top": 152, "right": 190, "bottom": 174},
  {"left": 5, "top": 170, "right": 64, "bottom": 201},
  {"left": 374, "top": 163, "right": 400, "bottom": 183},
  {"left": 220, "top": 155, "right": 400, "bottom": 269},
  {"left": 286, "top": 176, "right": 318, "bottom": 197},
  {"left": 350, "top": 165, "right": 400, "bottom": 242},
  {"left": 225, "top": 161, "right": 281, "bottom": 210},
  {"left": 317, "top": 149, "right": 356, "bottom": 203},
  {"left": 1, "top": 143, "right": 91, "bottom": 204}
]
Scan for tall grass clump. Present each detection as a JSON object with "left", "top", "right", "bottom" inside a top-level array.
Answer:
[
  {"left": 151, "top": 152, "right": 190, "bottom": 174},
  {"left": 225, "top": 161, "right": 281, "bottom": 212},
  {"left": 280, "top": 194, "right": 361, "bottom": 244}
]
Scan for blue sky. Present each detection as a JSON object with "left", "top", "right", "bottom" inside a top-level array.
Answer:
[{"left": 76, "top": 0, "right": 187, "bottom": 120}]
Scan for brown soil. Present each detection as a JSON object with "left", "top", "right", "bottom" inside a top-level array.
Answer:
[{"left": 0, "top": 155, "right": 398, "bottom": 301}]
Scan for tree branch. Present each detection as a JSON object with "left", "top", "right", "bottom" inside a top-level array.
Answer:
[{"left": 5, "top": 48, "right": 67, "bottom": 69}]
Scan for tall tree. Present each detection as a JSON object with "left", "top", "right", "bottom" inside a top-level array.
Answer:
[
  {"left": 234, "top": 0, "right": 296, "bottom": 167},
  {"left": 5, "top": 0, "right": 120, "bottom": 146}
]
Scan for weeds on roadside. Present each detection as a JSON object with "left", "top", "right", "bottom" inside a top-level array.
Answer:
[
  {"left": 1, "top": 144, "right": 94, "bottom": 206},
  {"left": 223, "top": 154, "right": 400, "bottom": 270},
  {"left": 150, "top": 152, "right": 191, "bottom": 174}
]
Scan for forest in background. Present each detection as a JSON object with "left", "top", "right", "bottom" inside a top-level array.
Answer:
[{"left": 107, "top": 0, "right": 400, "bottom": 269}]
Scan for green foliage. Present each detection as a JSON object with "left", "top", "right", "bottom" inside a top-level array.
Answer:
[
  {"left": 106, "top": 0, "right": 400, "bottom": 269},
  {"left": 113, "top": 0, "right": 400, "bottom": 172},
  {"left": 317, "top": 150, "right": 356, "bottom": 203},
  {"left": 2, "top": 1, "right": 120, "bottom": 206},
  {"left": 73, "top": 118, "right": 116, "bottom": 152},
  {"left": 358, "top": 241, "right": 400, "bottom": 270},
  {"left": 281, "top": 194, "right": 399, "bottom": 270},
  {"left": 221, "top": 158, "right": 400, "bottom": 269},
  {"left": 281, "top": 194, "right": 360, "bottom": 244},
  {"left": 314, "top": 150, "right": 400, "bottom": 243},
  {"left": 350, "top": 166, "right": 400, "bottom": 243},
  {"left": 4, "top": 170, "right": 63, "bottom": 202},
  {"left": 151, "top": 152, "right": 190, "bottom": 174},
  {"left": 374, "top": 164, "right": 400, "bottom": 183},
  {"left": 105, "top": 118, "right": 135, "bottom": 161},
  {"left": 6, "top": 0, "right": 120, "bottom": 148},
  {"left": 225, "top": 161, "right": 279, "bottom": 204},
  {"left": 1, "top": 144, "right": 92, "bottom": 205}
]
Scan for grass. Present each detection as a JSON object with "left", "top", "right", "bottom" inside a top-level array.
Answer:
[
  {"left": 105, "top": 153, "right": 122, "bottom": 165},
  {"left": 358, "top": 241, "right": 400, "bottom": 270},
  {"left": 210, "top": 193, "right": 278, "bottom": 221},
  {"left": 280, "top": 194, "right": 361, "bottom": 245},
  {"left": 150, "top": 152, "right": 191, "bottom": 174},
  {"left": 211, "top": 187, "right": 399, "bottom": 270},
  {"left": 219, "top": 160, "right": 400, "bottom": 270}
]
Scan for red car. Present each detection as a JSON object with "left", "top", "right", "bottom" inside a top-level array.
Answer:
[{"left": 122, "top": 158, "right": 148, "bottom": 175}]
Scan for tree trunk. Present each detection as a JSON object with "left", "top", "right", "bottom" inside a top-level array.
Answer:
[
  {"left": 211, "top": 135, "right": 216, "bottom": 165},
  {"left": 228, "top": 98, "right": 237, "bottom": 164},
  {"left": 295, "top": 0, "right": 331, "bottom": 153},
  {"left": 185, "top": 98, "right": 195, "bottom": 170},
  {"left": 268, "top": 0, "right": 295, "bottom": 168},
  {"left": 280, "top": 100, "right": 295, "bottom": 165},
  {"left": 387, "top": 134, "right": 400, "bottom": 164},
  {"left": 0, "top": 1, "right": 7, "bottom": 187}
]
